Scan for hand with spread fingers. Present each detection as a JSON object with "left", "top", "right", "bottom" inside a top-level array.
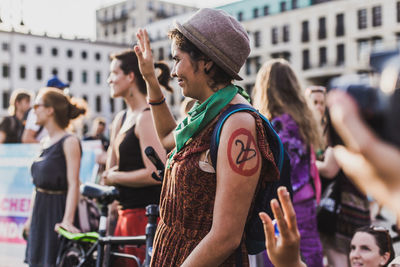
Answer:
[
  {"left": 327, "top": 90, "right": 400, "bottom": 218},
  {"left": 259, "top": 187, "right": 306, "bottom": 267},
  {"left": 134, "top": 28, "right": 157, "bottom": 81}
]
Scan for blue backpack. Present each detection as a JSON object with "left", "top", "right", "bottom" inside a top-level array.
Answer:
[{"left": 210, "top": 104, "right": 292, "bottom": 256}]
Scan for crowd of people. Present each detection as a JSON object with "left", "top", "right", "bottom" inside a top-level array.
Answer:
[{"left": 1, "top": 7, "right": 400, "bottom": 267}]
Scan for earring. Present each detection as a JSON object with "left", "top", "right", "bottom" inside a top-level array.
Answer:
[{"left": 130, "top": 89, "right": 133, "bottom": 97}]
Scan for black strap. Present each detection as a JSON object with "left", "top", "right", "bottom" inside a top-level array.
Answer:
[{"left": 235, "top": 246, "right": 243, "bottom": 267}]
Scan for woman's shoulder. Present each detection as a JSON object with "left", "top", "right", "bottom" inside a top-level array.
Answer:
[{"left": 63, "top": 134, "right": 81, "bottom": 150}]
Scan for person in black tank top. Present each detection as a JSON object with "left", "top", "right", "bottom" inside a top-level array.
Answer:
[
  {"left": 24, "top": 88, "right": 86, "bottom": 267},
  {"left": 103, "top": 49, "right": 172, "bottom": 267}
]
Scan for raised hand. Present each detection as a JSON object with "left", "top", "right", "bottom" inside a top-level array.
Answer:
[
  {"left": 328, "top": 90, "right": 400, "bottom": 218},
  {"left": 259, "top": 186, "right": 306, "bottom": 267},
  {"left": 134, "top": 28, "right": 156, "bottom": 80}
]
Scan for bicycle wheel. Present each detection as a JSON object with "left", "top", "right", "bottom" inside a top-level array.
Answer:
[{"left": 58, "top": 241, "right": 95, "bottom": 267}]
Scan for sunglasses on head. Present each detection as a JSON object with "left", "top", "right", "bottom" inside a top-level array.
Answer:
[
  {"left": 306, "top": 86, "right": 326, "bottom": 94},
  {"left": 370, "top": 225, "right": 392, "bottom": 254}
]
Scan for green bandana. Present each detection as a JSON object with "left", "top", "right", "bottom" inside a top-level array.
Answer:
[{"left": 168, "top": 84, "right": 250, "bottom": 167}]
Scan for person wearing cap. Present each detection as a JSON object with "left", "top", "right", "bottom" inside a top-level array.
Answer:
[
  {"left": 22, "top": 76, "right": 69, "bottom": 143},
  {"left": 134, "top": 8, "right": 280, "bottom": 266}
]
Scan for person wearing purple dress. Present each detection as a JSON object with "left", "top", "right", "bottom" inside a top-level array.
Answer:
[{"left": 253, "top": 59, "right": 324, "bottom": 267}]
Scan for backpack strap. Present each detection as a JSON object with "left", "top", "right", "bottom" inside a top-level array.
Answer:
[{"left": 210, "top": 103, "right": 284, "bottom": 172}]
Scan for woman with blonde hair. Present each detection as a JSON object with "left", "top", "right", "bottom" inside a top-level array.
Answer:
[
  {"left": 253, "top": 58, "right": 324, "bottom": 267},
  {"left": 24, "top": 87, "right": 86, "bottom": 266}
]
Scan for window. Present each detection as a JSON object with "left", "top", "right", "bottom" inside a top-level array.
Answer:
[
  {"left": 397, "top": 1, "right": 400, "bottom": 23},
  {"left": 113, "top": 25, "right": 117, "bottom": 35},
  {"left": 82, "top": 70, "right": 87, "bottom": 83},
  {"left": 81, "top": 51, "right": 87, "bottom": 59},
  {"left": 254, "top": 31, "right": 261, "bottom": 47},
  {"left": 336, "top": 44, "right": 345, "bottom": 66},
  {"left": 36, "top": 46, "right": 42, "bottom": 55},
  {"left": 302, "top": 49, "right": 310, "bottom": 70},
  {"left": 2, "top": 64, "right": 9, "bottom": 78},
  {"left": 96, "top": 71, "right": 101, "bottom": 84},
  {"left": 19, "top": 44, "right": 26, "bottom": 53},
  {"left": 3, "top": 92, "right": 10, "bottom": 109},
  {"left": 253, "top": 8, "right": 259, "bottom": 18},
  {"left": 20, "top": 66, "right": 26, "bottom": 79},
  {"left": 52, "top": 68, "right": 58, "bottom": 75},
  {"left": 372, "top": 6, "right": 382, "bottom": 27},
  {"left": 67, "top": 49, "right": 73, "bottom": 58},
  {"left": 271, "top": 27, "right": 278, "bottom": 45},
  {"left": 82, "top": 94, "right": 88, "bottom": 102},
  {"left": 2, "top": 42, "right": 9, "bottom": 51},
  {"left": 397, "top": 33, "right": 400, "bottom": 49},
  {"left": 95, "top": 95, "right": 102, "bottom": 112},
  {"left": 372, "top": 37, "right": 383, "bottom": 52},
  {"left": 158, "top": 47, "right": 164, "bottom": 60},
  {"left": 122, "top": 22, "right": 126, "bottom": 32},
  {"left": 283, "top": 25, "right": 290, "bottom": 42},
  {"left": 301, "top": 21, "right": 309, "bottom": 42},
  {"left": 245, "top": 59, "right": 251, "bottom": 75},
  {"left": 255, "top": 56, "right": 261, "bottom": 72},
  {"left": 95, "top": 52, "right": 101, "bottom": 61},
  {"left": 110, "top": 98, "right": 115, "bottom": 113},
  {"left": 336, "top": 13, "right": 345, "bottom": 36},
  {"left": 319, "top": 47, "right": 327, "bottom": 66},
  {"left": 67, "top": 69, "right": 73, "bottom": 82},
  {"left": 36, "top": 67, "right": 42, "bottom": 80},
  {"left": 318, "top": 17, "right": 326, "bottom": 39},
  {"left": 292, "top": 0, "right": 298, "bottom": 9},
  {"left": 166, "top": 94, "right": 173, "bottom": 106},
  {"left": 280, "top": 2, "right": 287, "bottom": 12},
  {"left": 357, "top": 38, "right": 369, "bottom": 60},
  {"left": 237, "top": 12, "right": 243, "bottom": 21},
  {"left": 263, "top": 6, "right": 269, "bottom": 16},
  {"left": 51, "top": 47, "right": 58, "bottom": 56},
  {"left": 358, "top": 9, "right": 367, "bottom": 29},
  {"left": 104, "top": 28, "right": 108, "bottom": 37}
]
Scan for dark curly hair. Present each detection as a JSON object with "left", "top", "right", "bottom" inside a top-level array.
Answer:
[{"left": 168, "top": 28, "right": 232, "bottom": 89}]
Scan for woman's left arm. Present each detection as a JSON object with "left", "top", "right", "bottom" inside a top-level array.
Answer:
[
  {"left": 55, "top": 136, "right": 81, "bottom": 233},
  {"left": 103, "top": 111, "right": 166, "bottom": 187},
  {"left": 181, "top": 112, "right": 262, "bottom": 266}
]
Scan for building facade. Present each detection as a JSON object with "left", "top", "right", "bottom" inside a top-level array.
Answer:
[
  {"left": 102, "top": 0, "right": 400, "bottom": 106},
  {"left": 220, "top": 0, "right": 400, "bottom": 92},
  {"left": 0, "top": 29, "right": 127, "bottom": 124},
  {"left": 95, "top": 0, "right": 197, "bottom": 45}
]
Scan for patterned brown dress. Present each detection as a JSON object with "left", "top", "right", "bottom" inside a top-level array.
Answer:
[{"left": 151, "top": 109, "right": 280, "bottom": 267}]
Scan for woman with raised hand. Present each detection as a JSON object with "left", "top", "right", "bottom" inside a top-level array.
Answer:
[
  {"left": 135, "top": 8, "right": 280, "bottom": 267},
  {"left": 252, "top": 58, "right": 324, "bottom": 267},
  {"left": 103, "top": 49, "right": 170, "bottom": 267},
  {"left": 24, "top": 87, "right": 86, "bottom": 267}
]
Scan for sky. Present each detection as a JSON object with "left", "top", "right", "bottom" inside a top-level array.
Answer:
[{"left": 0, "top": 0, "right": 238, "bottom": 40}]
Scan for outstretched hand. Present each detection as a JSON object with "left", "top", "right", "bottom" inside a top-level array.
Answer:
[
  {"left": 134, "top": 28, "right": 156, "bottom": 81},
  {"left": 259, "top": 186, "right": 306, "bottom": 267},
  {"left": 327, "top": 90, "right": 400, "bottom": 217}
]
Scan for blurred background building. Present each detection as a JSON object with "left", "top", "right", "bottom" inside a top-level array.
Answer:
[{"left": 1, "top": 0, "right": 400, "bottom": 123}]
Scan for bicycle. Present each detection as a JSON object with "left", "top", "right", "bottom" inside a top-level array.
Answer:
[{"left": 56, "top": 146, "right": 164, "bottom": 267}]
